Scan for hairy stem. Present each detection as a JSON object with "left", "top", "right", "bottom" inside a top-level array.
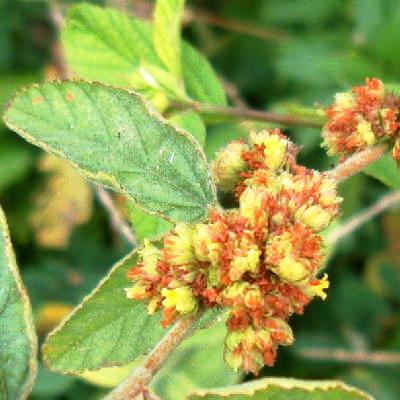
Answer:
[
  {"left": 106, "top": 314, "right": 200, "bottom": 400},
  {"left": 327, "top": 144, "right": 387, "bottom": 182},
  {"left": 328, "top": 189, "right": 400, "bottom": 246},
  {"left": 173, "top": 101, "right": 325, "bottom": 128}
]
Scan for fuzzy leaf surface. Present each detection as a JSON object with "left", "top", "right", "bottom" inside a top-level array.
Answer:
[
  {"left": 4, "top": 81, "right": 216, "bottom": 223},
  {"left": 62, "top": 4, "right": 226, "bottom": 105},
  {"left": 0, "top": 206, "right": 37, "bottom": 399},
  {"left": 43, "top": 248, "right": 167, "bottom": 373}
]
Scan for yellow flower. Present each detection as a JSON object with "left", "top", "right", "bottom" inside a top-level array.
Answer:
[
  {"left": 308, "top": 273, "right": 330, "bottom": 300},
  {"left": 356, "top": 119, "right": 376, "bottom": 146},
  {"left": 161, "top": 286, "right": 198, "bottom": 314}
]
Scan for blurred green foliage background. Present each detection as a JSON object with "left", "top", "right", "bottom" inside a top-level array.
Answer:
[{"left": 1, "top": 0, "right": 400, "bottom": 399}]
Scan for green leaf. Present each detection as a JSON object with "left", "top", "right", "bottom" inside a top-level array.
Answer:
[
  {"left": 43, "top": 248, "right": 168, "bottom": 373},
  {"left": 0, "top": 205, "right": 37, "bottom": 399},
  {"left": 152, "top": 318, "right": 239, "bottom": 400},
  {"left": 169, "top": 111, "right": 207, "bottom": 147},
  {"left": 128, "top": 202, "right": 172, "bottom": 244},
  {"left": 62, "top": 4, "right": 226, "bottom": 105},
  {"left": 0, "top": 137, "right": 34, "bottom": 193},
  {"left": 363, "top": 154, "right": 400, "bottom": 189},
  {"left": 188, "top": 378, "right": 373, "bottom": 400},
  {"left": 62, "top": 4, "right": 162, "bottom": 88},
  {"left": 4, "top": 81, "right": 216, "bottom": 223},
  {"left": 181, "top": 42, "right": 227, "bottom": 105},
  {"left": 153, "top": 0, "right": 185, "bottom": 77}
]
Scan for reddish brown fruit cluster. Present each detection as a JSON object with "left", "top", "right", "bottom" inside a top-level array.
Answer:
[
  {"left": 126, "top": 129, "right": 341, "bottom": 374},
  {"left": 322, "top": 78, "right": 400, "bottom": 163}
]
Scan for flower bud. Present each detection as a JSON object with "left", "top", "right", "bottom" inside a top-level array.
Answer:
[
  {"left": 192, "top": 223, "right": 221, "bottom": 264},
  {"left": 265, "top": 226, "right": 322, "bottom": 284},
  {"left": 239, "top": 186, "right": 270, "bottom": 229},
  {"left": 139, "top": 240, "right": 162, "bottom": 276},
  {"left": 164, "top": 223, "right": 195, "bottom": 265},
  {"left": 161, "top": 286, "right": 198, "bottom": 315},
  {"left": 249, "top": 129, "right": 288, "bottom": 171},
  {"left": 295, "top": 205, "right": 333, "bottom": 232},
  {"left": 224, "top": 326, "right": 275, "bottom": 374},
  {"left": 212, "top": 141, "right": 249, "bottom": 192},
  {"left": 265, "top": 317, "right": 294, "bottom": 346},
  {"left": 230, "top": 244, "right": 261, "bottom": 281},
  {"left": 322, "top": 78, "right": 399, "bottom": 158}
]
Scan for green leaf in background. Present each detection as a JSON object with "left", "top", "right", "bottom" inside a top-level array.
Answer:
[
  {"left": 62, "top": 4, "right": 161, "bottom": 88},
  {"left": 364, "top": 154, "right": 400, "bottom": 189},
  {"left": 0, "top": 137, "right": 34, "bottom": 193},
  {"left": 181, "top": 42, "right": 227, "bottom": 105},
  {"left": 188, "top": 378, "right": 373, "bottom": 400},
  {"left": 153, "top": 0, "right": 185, "bottom": 78},
  {"left": 4, "top": 81, "right": 216, "bottom": 223},
  {"left": 43, "top": 248, "right": 167, "bottom": 373},
  {"left": 152, "top": 318, "right": 239, "bottom": 400},
  {"left": 169, "top": 111, "right": 207, "bottom": 147},
  {"left": 62, "top": 4, "right": 226, "bottom": 105},
  {"left": 128, "top": 202, "right": 172, "bottom": 244},
  {"left": 0, "top": 205, "right": 37, "bottom": 399}
]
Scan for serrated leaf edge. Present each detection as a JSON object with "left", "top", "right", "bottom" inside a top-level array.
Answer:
[
  {"left": 42, "top": 247, "right": 141, "bottom": 374},
  {"left": 3, "top": 79, "right": 218, "bottom": 224},
  {"left": 188, "top": 377, "right": 374, "bottom": 399}
]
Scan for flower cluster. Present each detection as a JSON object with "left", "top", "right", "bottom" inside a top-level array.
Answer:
[
  {"left": 322, "top": 78, "right": 400, "bottom": 163},
  {"left": 126, "top": 129, "right": 341, "bottom": 375}
]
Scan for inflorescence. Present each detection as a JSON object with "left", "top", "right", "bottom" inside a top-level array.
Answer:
[
  {"left": 322, "top": 78, "right": 400, "bottom": 163},
  {"left": 126, "top": 129, "right": 342, "bottom": 375}
]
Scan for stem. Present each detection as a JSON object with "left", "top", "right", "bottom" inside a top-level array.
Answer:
[
  {"left": 106, "top": 314, "right": 200, "bottom": 400},
  {"left": 327, "top": 144, "right": 387, "bottom": 182},
  {"left": 185, "top": 9, "right": 288, "bottom": 42},
  {"left": 95, "top": 186, "right": 138, "bottom": 247},
  {"left": 174, "top": 101, "right": 325, "bottom": 128},
  {"left": 298, "top": 347, "right": 400, "bottom": 365},
  {"left": 327, "top": 189, "right": 400, "bottom": 246}
]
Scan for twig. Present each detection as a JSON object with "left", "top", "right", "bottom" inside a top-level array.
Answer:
[
  {"left": 174, "top": 101, "right": 324, "bottom": 128},
  {"left": 184, "top": 9, "right": 288, "bottom": 42},
  {"left": 105, "top": 314, "right": 199, "bottom": 400},
  {"left": 328, "top": 189, "right": 400, "bottom": 246},
  {"left": 95, "top": 186, "right": 137, "bottom": 247},
  {"left": 297, "top": 347, "right": 400, "bottom": 365},
  {"left": 327, "top": 144, "right": 387, "bottom": 182}
]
